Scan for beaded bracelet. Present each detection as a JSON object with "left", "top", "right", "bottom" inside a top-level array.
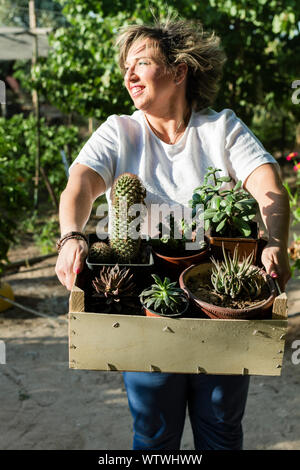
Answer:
[{"left": 56, "top": 231, "right": 88, "bottom": 253}]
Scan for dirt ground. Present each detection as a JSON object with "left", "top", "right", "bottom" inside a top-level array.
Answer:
[{"left": 1, "top": 230, "right": 300, "bottom": 451}]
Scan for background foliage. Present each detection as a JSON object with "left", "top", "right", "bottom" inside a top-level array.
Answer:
[
  {"left": 19, "top": 0, "right": 300, "bottom": 151},
  {"left": 0, "top": 0, "right": 299, "bottom": 269},
  {"left": 0, "top": 114, "right": 83, "bottom": 270},
  {"left": 0, "top": 0, "right": 66, "bottom": 28}
]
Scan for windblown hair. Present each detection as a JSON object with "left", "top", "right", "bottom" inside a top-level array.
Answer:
[{"left": 116, "top": 17, "right": 227, "bottom": 111}]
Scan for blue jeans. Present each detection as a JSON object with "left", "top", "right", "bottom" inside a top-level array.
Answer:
[{"left": 122, "top": 372, "right": 250, "bottom": 450}]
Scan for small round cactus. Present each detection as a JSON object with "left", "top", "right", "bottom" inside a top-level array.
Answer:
[{"left": 89, "top": 241, "right": 114, "bottom": 263}]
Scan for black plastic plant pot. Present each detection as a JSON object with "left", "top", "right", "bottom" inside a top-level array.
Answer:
[{"left": 86, "top": 233, "right": 155, "bottom": 287}]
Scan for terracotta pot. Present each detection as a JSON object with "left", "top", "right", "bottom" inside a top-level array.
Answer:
[
  {"left": 179, "top": 262, "right": 276, "bottom": 320},
  {"left": 152, "top": 236, "right": 210, "bottom": 279},
  {"left": 140, "top": 295, "right": 189, "bottom": 318},
  {"left": 208, "top": 223, "right": 259, "bottom": 263}
]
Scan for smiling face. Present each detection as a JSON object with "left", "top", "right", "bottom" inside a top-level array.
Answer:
[{"left": 124, "top": 38, "right": 177, "bottom": 114}]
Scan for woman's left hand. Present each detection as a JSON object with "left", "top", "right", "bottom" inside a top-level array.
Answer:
[{"left": 261, "top": 242, "right": 291, "bottom": 292}]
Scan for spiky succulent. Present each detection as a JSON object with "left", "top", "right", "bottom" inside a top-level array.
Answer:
[
  {"left": 89, "top": 241, "right": 114, "bottom": 263},
  {"left": 210, "top": 244, "right": 264, "bottom": 299},
  {"left": 92, "top": 264, "right": 137, "bottom": 313},
  {"left": 140, "top": 274, "right": 188, "bottom": 316},
  {"left": 110, "top": 173, "right": 147, "bottom": 263}
]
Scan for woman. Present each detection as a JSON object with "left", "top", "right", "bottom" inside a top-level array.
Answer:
[{"left": 55, "top": 18, "right": 291, "bottom": 450}]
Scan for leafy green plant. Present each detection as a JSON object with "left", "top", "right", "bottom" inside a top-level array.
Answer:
[
  {"left": 211, "top": 244, "right": 264, "bottom": 300},
  {"left": 21, "top": 115, "right": 83, "bottom": 200},
  {"left": 150, "top": 214, "right": 206, "bottom": 255},
  {"left": 33, "top": 217, "right": 60, "bottom": 254},
  {"left": 0, "top": 113, "right": 83, "bottom": 204},
  {"left": 190, "top": 167, "right": 258, "bottom": 237},
  {"left": 0, "top": 113, "right": 83, "bottom": 267},
  {"left": 15, "top": 0, "right": 299, "bottom": 135},
  {"left": 140, "top": 274, "right": 188, "bottom": 316},
  {"left": 0, "top": 115, "right": 33, "bottom": 274}
]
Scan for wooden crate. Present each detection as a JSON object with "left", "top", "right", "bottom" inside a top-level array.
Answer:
[{"left": 69, "top": 268, "right": 288, "bottom": 376}]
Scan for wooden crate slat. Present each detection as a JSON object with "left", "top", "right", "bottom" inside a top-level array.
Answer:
[
  {"left": 69, "top": 312, "right": 287, "bottom": 375},
  {"left": 68, "top": 273, "right": 288, "bottom": 376},
  {"left": 272, "top": 293, "right": 288, "bottom": 319}
]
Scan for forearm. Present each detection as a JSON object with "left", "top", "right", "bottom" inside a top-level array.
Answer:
[
  {"left": 56, "top": 164, "right": 106, "bottom": 290},
  {"left": 59, "top": 187, "right": 94, "bottom": 236},
  {"left": 244, "top": 164, "right": 290, "bottom": 247},
  {"left": 257, "top": 186, "right": 290, "bottom": 248},
  {"left": 244, "top": 163, "right": 291, "bottom": 287}
]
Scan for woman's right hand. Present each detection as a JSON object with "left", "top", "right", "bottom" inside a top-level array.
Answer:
[{"left": 55, "top": 238, "right": 88, "bottom": 291}]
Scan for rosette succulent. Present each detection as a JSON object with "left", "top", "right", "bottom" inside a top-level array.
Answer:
[
  {"left": 140, "top": 274, "right": 188, "bottom": 317},
  {"left": 92, "top": 264, "right": 137, "bottom": 313}
]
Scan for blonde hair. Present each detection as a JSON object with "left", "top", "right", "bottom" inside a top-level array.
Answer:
[{"left": 116, "top": 17, "right": 227, "bottom": 111}]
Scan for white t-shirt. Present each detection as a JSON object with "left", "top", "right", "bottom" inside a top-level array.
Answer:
[{"left": 69, "top": 107, "right": 277, "bottom": 236}]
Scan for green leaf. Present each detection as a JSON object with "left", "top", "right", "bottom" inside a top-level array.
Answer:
[
  {"left": 233, "top": 180, "right": 242, "bottom": 191},
  {"left": 151, "top": 274, "right": 163, "bottom": 286},
  {"left": 212, "top": 212, "right": 226, "bottom": 223},
  {"left": 204, "top": 209, "right": 217, "bottom": 219},
  {"left": 225, "top": 205, "right": 232, "bottom": 216},
  {"left": 216, "top": 219, "right": 226, "bottom": 233},
  {"left": 210, "top": 196, "right": 221, "bottom": 210},
  {"left": 219, "top": 177, "right": 232, "bottom": 183},
  {"left": 238, "top": 198, "right": 257, "bottom": 206},
  {"left": 144, "top": 298, "right": 156, "bottom": 309},
  {"left": 232, "top": 217, "right": 252, "bottom": 237},
  {"left": 141, "top": 288, "right": 157, "bottom": 296},
  {"left": 225, "top": 195, "right": 234, "bottom": 204},
  {"left": 192, "top": 193, "right": 201, "bottom": 204}
]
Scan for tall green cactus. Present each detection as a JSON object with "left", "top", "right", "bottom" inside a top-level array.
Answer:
[{"left": 110, "top": 173, "right": 146, "bottom": 263}]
